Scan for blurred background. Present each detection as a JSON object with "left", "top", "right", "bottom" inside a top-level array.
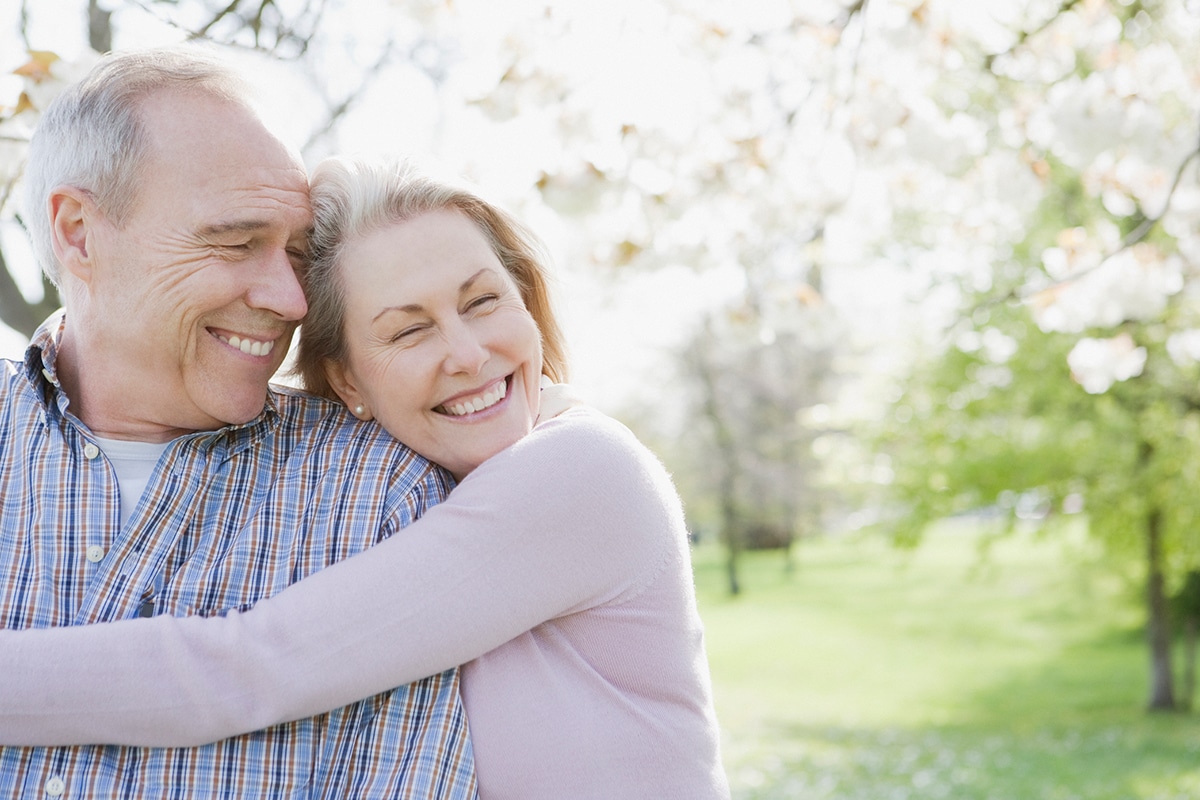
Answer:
[{"left": 3, "top": 1, "right": 1200, "bottom": 796}]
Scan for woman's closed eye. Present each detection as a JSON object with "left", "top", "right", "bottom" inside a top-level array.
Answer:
[
  {"left": 465, "top": 293, "right": 499, "bottom": 313},
  {"left": 390, "top": 323, "right": 431, "bottom": 343}
]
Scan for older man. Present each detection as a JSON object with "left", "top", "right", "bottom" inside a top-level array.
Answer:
[{"left": 0, "top": 47, "right": 476, "bottom": 798}]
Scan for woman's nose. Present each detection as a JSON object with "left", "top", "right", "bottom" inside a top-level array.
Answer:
[{"left": 442, "top": 321, "right": 488, "bottom": 375}]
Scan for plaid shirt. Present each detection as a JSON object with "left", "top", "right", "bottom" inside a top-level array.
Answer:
[{"left": 0, "top": 314, "right": 477, "bottom": 799}]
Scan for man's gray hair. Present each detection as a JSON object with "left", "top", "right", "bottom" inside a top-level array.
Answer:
[{"left": 22, "top": 46, "right": 251, "bottom": 286}]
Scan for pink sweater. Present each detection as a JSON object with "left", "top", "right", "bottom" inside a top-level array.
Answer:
[{"left": 0, "top": 408, "right": 730, "bottom": 799}]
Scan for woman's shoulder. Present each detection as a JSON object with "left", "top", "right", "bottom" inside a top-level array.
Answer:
[
  {"left": 526, "top": 406, "right": 654, "bottom": 468},
  {"left": 460, "top": 406, "right": 670, "bottom": 500},
  {"left": 534, "top": 404, "right": 624, "bottom": 437},
  {"left": 453, "top": 406, "right": 686, "bottom": 591},
  {"left": 519, "top": 407, "right": 678, "bottom": 503}
]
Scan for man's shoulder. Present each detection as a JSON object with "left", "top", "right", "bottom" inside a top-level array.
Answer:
[
  {"left": 264, "top": 383, "right": 437, "bottom": 472},
  {"left": 0, "top": 353, "right": 39, "bottom": 410},
  {"left": 0, "top": 356, "right": 23, "bottom": 389},
  {"left": 262, "top": 384, "right": 451, "bottom": 529},
  {"left": 264, "top": 383, "right": 398, "bottom": 448},
  {"left": 269, "top": 384, "right": 386, "bottom": 437}
]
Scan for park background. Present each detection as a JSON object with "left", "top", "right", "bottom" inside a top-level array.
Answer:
[{"left": 3, "top": 0, "right": 1200, "bottom": 796}]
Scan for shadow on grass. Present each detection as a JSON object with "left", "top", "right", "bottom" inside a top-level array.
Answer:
[
  {"left": 698, "top": 530, "right": 1200, "bottom": 799},
  {"left": 729, "top": 633, "right": 1200, "bottom": 800},
  {"left": 731, "top": 716, "right": 1200, "bottom": 800}
]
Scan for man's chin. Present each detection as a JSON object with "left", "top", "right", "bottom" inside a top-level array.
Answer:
[{"left": 192, "top": 390, "right": 271, "bottom": 430}]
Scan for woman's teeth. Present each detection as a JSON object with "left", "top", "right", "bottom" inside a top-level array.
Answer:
[{"left": 440, "top": 380, "right": 508, "bottom": 417}]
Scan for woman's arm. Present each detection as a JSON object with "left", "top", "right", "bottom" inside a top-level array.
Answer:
[{"left": 0, "top": 409, "right": 681, "bottom": 746}]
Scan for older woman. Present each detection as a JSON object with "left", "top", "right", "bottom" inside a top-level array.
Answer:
[{"left": 0, "top": 158, "right": 730, "bottom": 800}]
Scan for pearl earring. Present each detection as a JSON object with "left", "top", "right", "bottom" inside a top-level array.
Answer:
[{"left": 355, "top": 405, "right": 364, "bottom": 416}]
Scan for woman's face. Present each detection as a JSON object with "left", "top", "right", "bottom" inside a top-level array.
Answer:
[{"left": 327, "top": 208, "right": 543, "bottom": 479}]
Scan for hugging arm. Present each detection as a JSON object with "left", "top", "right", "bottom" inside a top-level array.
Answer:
[{"left": 0, "top": 410, "right": 669, "bottom": 747}]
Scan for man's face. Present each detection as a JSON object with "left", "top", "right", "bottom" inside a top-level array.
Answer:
[{"left": 86, "top": 89, "right": 311, "bottom": 434}]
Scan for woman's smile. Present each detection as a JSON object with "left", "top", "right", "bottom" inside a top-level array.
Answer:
[{"left": 435, "top": 376, "right": 510, "bottom": 418}]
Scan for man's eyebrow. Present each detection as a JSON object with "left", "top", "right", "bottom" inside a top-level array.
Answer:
[{"left": 199, "top": 220, "right": 272, "bottom": 237}]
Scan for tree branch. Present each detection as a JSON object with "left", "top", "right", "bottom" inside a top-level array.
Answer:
[
  {"left": 1015, "top": 142, "right": 1200, "bottom": 303},
  {"left": 18, "top": 0, "right": 31, "bottom": 50},
  {"left": 301, "top": 39, "right": 397, "bottom": 154},
  {"left": 88, "top": 0, "right": 113, "bottom": 52},
  {"left": 123, "top": 0, "right": 319, "bottom": 57},
  {"left": 985, "top": 0, "right": 1085, "bottom": 72},
  {"left": 196, "top": 0, "right": 244, "bottom": 39}
]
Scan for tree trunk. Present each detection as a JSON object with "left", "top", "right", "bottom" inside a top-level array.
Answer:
[
  {"left": 1145, "top": 504, "right": 1175, "bottom": 710},
  {"left": 88, "top": 0, "right": 113, "bottom": 52},
  {"left": 1182, "top": 616, "right": 1196, "bottom": 712},
  {"left": 687, "top": 324, "right": 742, "bottom": 595},
  {"left": 707, "top": 384, "right": 741, "bottom": 596},
  {"left": 718, "top": 485, "right": 741, "bottom": 596}
]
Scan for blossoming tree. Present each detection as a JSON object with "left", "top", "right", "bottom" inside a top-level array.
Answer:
[{"left": 862, "top": 0, "right": 1200, "bottom": 711}]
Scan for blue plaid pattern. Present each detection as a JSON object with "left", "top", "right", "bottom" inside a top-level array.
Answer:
[{"left": 0, "top": 314, "right": 478, "bottom": 799}]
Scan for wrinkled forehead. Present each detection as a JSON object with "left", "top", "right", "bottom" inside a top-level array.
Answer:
[
  {"left": 130, "top": 89, "right": 312, "bottom": 220},
  {"left": 137, "top": 87, "right": 301, "bottom": 171}
]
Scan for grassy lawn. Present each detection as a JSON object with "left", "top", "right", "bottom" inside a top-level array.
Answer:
[{"left": 693, "top": 523, "right": 1200, "bottom": 799}]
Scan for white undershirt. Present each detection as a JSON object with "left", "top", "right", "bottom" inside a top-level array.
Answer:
[{"left": 94, "top": 437, "right": 170, "bottom": 527}]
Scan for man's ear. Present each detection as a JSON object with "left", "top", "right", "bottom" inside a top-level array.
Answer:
[
  {"left": 324, "top": 359, "right": 372, "bottom": 420},
  {"left": 48, "top": 187, "right": 99, "bottom": 285}
]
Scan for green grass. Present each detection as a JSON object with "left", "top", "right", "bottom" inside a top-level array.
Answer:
[{"left": 694, "top": 523, "right": 1200, "bottom": 799}]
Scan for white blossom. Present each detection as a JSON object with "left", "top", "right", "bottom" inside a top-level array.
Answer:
[
  {"left": 1067, "top": 334, "right": 1147, "bottom": 394},
  {"left": 1167, "top": 329, "right": 1200, "bottom": 366},
  {"left": 1034, "top": 246, "right": 1183, "bottom": 334}
]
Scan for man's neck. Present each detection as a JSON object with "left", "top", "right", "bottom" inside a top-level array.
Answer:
[{"left": 55, "top": 328, "right": 194, "bottom": 443}]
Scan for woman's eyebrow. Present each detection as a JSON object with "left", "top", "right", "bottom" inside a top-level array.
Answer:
[
  {"left": 458, "top": 268, "right": 492, "bottom": 293},
  {"left": 370, "top": 268, "right": 500, "bottom": 323},
  {"left": 371, "top": 303, "right": 423, "bottom": 324}
]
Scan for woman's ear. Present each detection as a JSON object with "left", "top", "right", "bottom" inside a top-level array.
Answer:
[
  {"left": 48, "top": 186, "right": 98, "bottom": 285},
  {"left": 324, "top": 359, "right": 372, "bottom": 420}
]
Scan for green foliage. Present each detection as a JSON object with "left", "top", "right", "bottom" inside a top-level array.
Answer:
[
  {"left": 875, "top": 287, "right": 1200, "bottom": 589},
  {"left": 875, "top": 301, "right": 1079, "bottom": 541}
]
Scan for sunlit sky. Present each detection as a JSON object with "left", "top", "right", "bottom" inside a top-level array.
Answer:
[{"left": 1, "top": 0, "right": 787, "bottom": 414}]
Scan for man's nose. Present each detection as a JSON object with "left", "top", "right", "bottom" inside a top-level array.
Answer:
[{"left": 247, "top": 246, "right": 308, "bottom": 321}]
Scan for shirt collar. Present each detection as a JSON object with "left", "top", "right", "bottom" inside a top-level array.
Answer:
[{"left": 24, "top": 310, "right": 67, "bottom": 418}]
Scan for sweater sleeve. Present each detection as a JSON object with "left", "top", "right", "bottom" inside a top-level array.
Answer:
[{"left": 0, "top": 408, "right": 681, "bottom": 747}]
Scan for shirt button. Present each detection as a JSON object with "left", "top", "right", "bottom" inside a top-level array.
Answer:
[
  {"left": 86, "top": 545, "right": 105, "bottom": 563},
  {"left": 45, "top": 776, "right": 65, "bottom": 797},
  {"left": 83, "top": 442, "right": 100, "bottom": 460},
  {"left": 41, "top": 368, "right": 59, "bottom": 386}
]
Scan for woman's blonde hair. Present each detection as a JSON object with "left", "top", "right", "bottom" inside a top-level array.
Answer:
[{"left": 295, "top": 157, "right": 569, "bottom": 399}]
